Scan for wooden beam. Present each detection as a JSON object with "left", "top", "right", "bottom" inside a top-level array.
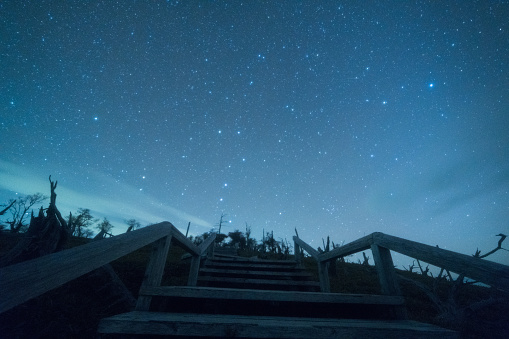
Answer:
[
  {"left": 170, "top": 226, "right": 200, "bottom": 256},
  {"left": 199, "top": 232, "right": 217, "bottom": 256},
  {"left": 318, "top": 234, "right": 374, "bottom": 263},
  {"left": 139, "top": 286, "right": 406, "bottom": 305},
  {"left": 0, "top": 222, "right": 176, "bottom": 314},
  {"left": 136, "top": 235, "right": 172, "bottom": 311},
  {"left": 98, "top": 312, "right": 458, "bottom": 338},
  {"left": 318, "top": 261, "right": 330, "bottom": 293},
  {"left": 370, "top": 244, "right": 401, "bottom": 296},
  {"left": 292, "top": 236, "right": 320, "bottom": 260},
  {"left": 187, "top": 255, "right": 201, "bottom": 287},
  {"left": 294, "top": 240, "right": 302, "bottom": 266},
  {"left": 373, "top": 232, "right": 509, "bottom": 293}
]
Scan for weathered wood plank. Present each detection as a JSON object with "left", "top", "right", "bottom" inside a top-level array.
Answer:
[
  {"left": 373, "top": 232, "right": 509, "bottom": 293},
  {"left": 204, "top": 262, "right": 303, "bottom": 271},
  {"left": 199, "top": 268, "right": 313, "bottom": 278},
  {"left": 370, "top": 244, "right": 401, "bottom": 296},
  {"left": 318, "top": 234, "right": 374, "bottom": 262},
  {"left": 136, "top": 235, "right": 172, "bottom": 311},
  {"left": 294, "top": 240, "right": 302, "bottom": 266},
  {"left": 98, "top": 312, "right": 458, "bottom": 338},
  {"left": 209, "top": 256, "right": 298, "bottom": 265},
  {"left": 198, "top": 232, "right": 216, "bottom": 256},
  {"left": 187, "top": 255, "right": 201, "bottom": 287},
  {"left": 293, "top": 236, "right": 320, "bottom": 259},
  {"left": 198, "top": 276, "right": 320, "bottom": 288},
  {"left": 139, "top": 286, "right": 406, "bottom": 305},
  {"left": 318, "top": 261, "right": 330, "bottom": 293},
  {"left": 0, "top": 221, "right": 178, "bottom": 314},
  {"left": 170, "top": 227, "right": 200, "bottom": 256}
]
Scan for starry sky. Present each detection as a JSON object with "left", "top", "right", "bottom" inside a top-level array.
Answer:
[{"left": 1, "top": 1, "right": 508, "bottom": 266}]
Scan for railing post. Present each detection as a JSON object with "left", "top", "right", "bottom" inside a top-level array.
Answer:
[
  {"left": 294, "top": 240, "right": 302, "bottom": 266},
  {"left": 208, "top": 241, "right": 215, "bottom": 259},
  {"left": 187, "top": 254, "right": 201, "bottom": 286},
  {"left": 371, "top": 243, "right": 401, "bottom": 296},
  {"left": 136, "top": 235, "right": 172, "bottom": 311},
  {"left": 318, "top": 261, "right": 330, "bottom": 293}
]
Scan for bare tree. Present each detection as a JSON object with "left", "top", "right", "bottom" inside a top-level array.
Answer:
[
  {"left": 125, "top": 218, "right": 141, "bottom": 232},
  {"left": 5, "top": 193, "right": 47, "bottom": 233},
  {"left": 94, "top": 218, "right": 114, "bottom": 239},
  {"left": 0, "top": 176, "right": 70, "bottom": 267},
  {"left": 0, "top": 200, "right": 16, "bottom": 216},
  {"left": 68, "top": 208, "right": 97, "bottom": 238}
]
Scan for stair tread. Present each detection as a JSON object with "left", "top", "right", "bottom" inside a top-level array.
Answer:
[
  {"left": 209, "top": 256, "right": 298, "bottom": 265},
  {"left": 199, "top": 267, "right": 314, "bottom": 278},
  {"left": 140, "top": 286, "right": 405, "bottom": 305},
  {"left": 198, "top": 276, "right": 321, "bottom": 286},
  {"left": 98, "top": 311, "right": 458, "bottom": 338},
  {"left": 204, "top": 262, "right": 305, "bottom": 271}
]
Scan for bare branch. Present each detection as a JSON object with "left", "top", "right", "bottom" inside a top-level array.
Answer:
[
  {"left": 0, "top": 200, "right": 16, "bottom": 216},
  {"left": 474, "top": 234, "right": 507, "bottom": 259}
]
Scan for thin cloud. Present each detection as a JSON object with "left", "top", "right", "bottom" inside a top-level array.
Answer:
[{"left": 0, "top": 160, "right": 212, "bottom": 232}]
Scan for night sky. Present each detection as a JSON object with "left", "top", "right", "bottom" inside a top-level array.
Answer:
[{"left": 1, "top": 1, "right": 508, "bottom": 266}]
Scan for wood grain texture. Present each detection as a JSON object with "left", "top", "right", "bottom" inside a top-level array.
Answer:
[
  {"left": 139, "top": 286, "right": 406, "bottom": 305},
  {"left": 370, "top": 244, "right": 401, "bottom": 296},
  {"left": 372, "top": 232, "right": 509, "bottom": 293},
  {"left": 136, "top": 235, "right": 172, "bottom": 311},
  {"left": 98, "top": 311, "right": 459, "bottom": 338},
  {"left": 0, "top": 222, "right": 187, "bottom": 313},
  {"left": 318, "top": 234, "right": 374, "bottom": 263},
  {"left": 293, "top": 236, "right": 320, "bottom": 259}
]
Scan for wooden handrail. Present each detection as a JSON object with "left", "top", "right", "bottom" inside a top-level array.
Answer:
[
  {"left": 318, "top": 234, "right": 374, "bottom": 262},
  {"left": 0, "top": 221, "right": 200, "bottom": 314},
  {"left": 293, "top": 236, "right": 320, "bottom": 259},
  {"left": 294, "top": 232, "right": 509, "bottom": 294},
  {"left": 372, "top": 232, "right": 509, "bottom": 293}
]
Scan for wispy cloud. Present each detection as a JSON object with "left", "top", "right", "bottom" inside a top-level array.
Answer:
[
  {"left": 0, "top": 160, "right": 212, "bottom": 233},
  {"left": 367, "top": 154, "right": 509, "bottom": 217}
]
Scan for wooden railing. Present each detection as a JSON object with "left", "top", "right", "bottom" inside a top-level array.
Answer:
[
  {"left": 294, "top": 232, "right": 509, "bottom": 295},
  {"left": 0, "top": 221, "right": 216, "bottom": 314}
]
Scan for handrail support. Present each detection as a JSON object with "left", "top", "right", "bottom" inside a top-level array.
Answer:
[{"left": 136, "top": 235, "right": 172, "bottom": 311}]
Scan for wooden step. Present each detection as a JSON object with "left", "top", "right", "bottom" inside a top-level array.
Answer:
[
  {"left": 199, "top": 267, "right": 314, "bottom": 280},
  {"left": 143, "top": 286, "right": 405, "bottom": 320},
  {"left": 197, "top": 276, "right": 321, "bottom": 291},
  {"left": 141, "top": 286, "right": 405, "bottom": 305},
  {"left": 210, "top": 256, "right": 298, "bottom": 265},
  {"left": 98, "top": 311, "right": 458, "bottom": 338},
  {"left": 203, "top": 261, "right": 305, "bottom": 272}
]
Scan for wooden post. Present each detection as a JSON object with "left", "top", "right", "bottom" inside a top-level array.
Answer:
[
  {"left": 318, "top": 261, "right": 330, "bottom": 293},
  {"left": 371, "top": 244, "right": 407, "bottom": 319},
  {"left": 188, "top": 254, "right": 200, "bottom": 286},
  {"left": 294, "top": 240, "right": 302, "bottom": 266},
  {"left": 185, "top": 222, "right": 191, "bottom": 237},
  {"left": 136, "top": 235, "right": 172, "bottom": 311},
  {"left": 371, "top": 244, "right": 401, "bottom": 296}
]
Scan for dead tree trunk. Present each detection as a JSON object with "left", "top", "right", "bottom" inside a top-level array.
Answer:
[
  {"left": 0, "top": 176, "right": 70, "bottom": 268},
  {"left": 0, "top": 175, "right": 135, "bottom": 317}
]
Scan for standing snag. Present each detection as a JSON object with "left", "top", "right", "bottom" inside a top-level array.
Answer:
[{"left": 0, "top": 176, "right": 70, "bottom": 267}]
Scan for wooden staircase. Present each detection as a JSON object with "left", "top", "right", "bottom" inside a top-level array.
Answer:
[
  {"left": 6, "top": 223, "right": 509, "bottom": 337},
  {"left": 98, "top": 252, "right": 458, "bottom": 338},
  {"left": 197, "top": 255, "right": 321, "bottom": 292}
]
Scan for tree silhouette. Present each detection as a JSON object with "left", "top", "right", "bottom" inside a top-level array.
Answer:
[
  {"left": 4, "top": 193, "right": 47, "bottom": 233},
  {"left": 68, "top": 208, "right": 97, "bottom": 238}
]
